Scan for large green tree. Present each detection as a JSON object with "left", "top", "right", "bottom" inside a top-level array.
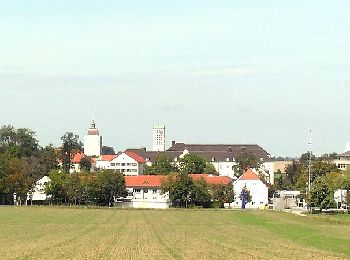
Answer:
[
  {"left": 161, "top": 173, "right": 194, "bottom": 207},
  {"left": 79, "top": 156, "right": 92, "bottom": 172},
  {"left": 95, "top": 170, "right": 127, "bottom": 207},
  {"left": 233, "top": 152, "right": 262, "bottom": 177},
  {"left": 145, "top": 154, "right": 178, "bottom": 175},
  {"left": 211, "top": 183, "right": 234, "bottom": 208},
  {"left": 179, "top": 154, "right": 208, "bottom": 174},
  {"left": 60, "top": 132, "right": 83, "bottom": 173},
  {"left": 0, "top": 125, "right": 39, "bottom": 157},
  {"left": 310, "top": 176, "right": 334, "bottom": 212}
]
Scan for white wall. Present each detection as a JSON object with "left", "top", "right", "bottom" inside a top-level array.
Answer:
[
  {"left": 110, "top": 153, "right": 144, "bottom": 175},
  {"left": 95, "top": 160, "right": 111, "bottom": 170},
  {"left": 127, "top": 187, "right": 169, "bottom": 209},
  {"left": 84, "top": 135, "right": 102, "bottom": 157},
  {"left": 233, "top": 180, "right": 268, "bottom": 209}
]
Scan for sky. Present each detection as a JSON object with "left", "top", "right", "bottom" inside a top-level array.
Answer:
[{"left": 1, "top": 1, "right": 350, "bottom": 157}]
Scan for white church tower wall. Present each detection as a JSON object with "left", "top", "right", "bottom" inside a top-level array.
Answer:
[{"left": 84, "top": 120, "right": 102, "bottom": 157}]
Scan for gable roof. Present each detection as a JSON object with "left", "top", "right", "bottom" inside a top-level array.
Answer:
[
  {"left": 124, "top": 151, "right": 146, "bottom": 163},
  {"left": 239, "top": 169, "right": 261, "bottom": 180},
  {"left": 166, "top": 142, "right": 270, "bottom": 161},
  {"left": 125, "top": 174, "right": 232, "bottom": 189},
  {"left": 71, "top": 152, "right": 84, "bottom": 164},
  {"left": 125, "top": 149, "right": 182, "bottom": 162},
  {"left": 190, "top": 174, "right": 232, "bottom": 185},
  {"left": 98, "top": 155, "right": 117, "bottom": 161},
  {"left": 125, "top": 175, "right": 166, "bottom": 188}
]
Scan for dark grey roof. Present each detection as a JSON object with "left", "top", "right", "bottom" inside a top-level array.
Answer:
[
  {"left": 125, "top": 143, "right": 270, "bottom": 163},
  {"left": 166, "top": 142, "right": 270, "bottom": 161},
  {"left": 125, "top": 148, "right": 182, "bottom": 162},
  {"left": 339, "top": 151, "right": 350, "bottom": 157}
]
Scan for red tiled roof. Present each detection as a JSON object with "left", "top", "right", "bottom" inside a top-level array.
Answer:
[
  {"left": 124, "top": 151, "right": 146, "bottom": 163},
  {"left": 125, "top": 174, "right": 232, "bottom": 188},
  {"left": 239, "top": 169, "right": 260, "bottom": 181},
  {"left": 99, "top": 155, "right": 117, "bottom": 161},
  {"left": 125, "top": 175, "right": 166, "bottom": 188},
  {"left": 190, "top": 174, "right": 232, "bottom": 185},
  {"left": 71, "top": 152, "right": 84, "bottom": 164}
]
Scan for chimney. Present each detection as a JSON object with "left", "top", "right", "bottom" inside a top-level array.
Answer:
[{"left": 171, "top": 140, "right": 176, "bottom": 147}]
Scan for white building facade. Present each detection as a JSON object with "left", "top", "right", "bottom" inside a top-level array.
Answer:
[
  {"left": 152, "top": 124, "right": 165, "bottom": 151},
  {"left": 109, "top": 151, "right": 145, "bottom": 176},
  {"left": 95, "top": 155, "right": 117, "bottom": 170},
  {"left": 124, "top": 175, "right": 170, "bottom": 209},
  {"left": 232, "top": 169, "right": 269, "bottom": 209}
]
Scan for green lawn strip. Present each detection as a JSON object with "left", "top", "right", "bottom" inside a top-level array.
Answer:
[{"left": 235, "top": 211, "right": 350, "bottom": 258}]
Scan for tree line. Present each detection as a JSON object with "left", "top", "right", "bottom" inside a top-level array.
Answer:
[
  {"left": 45, "top": 170, "right": 126, "bottom": 207},
  {"left": 273, "top": 153, "right": 350, "bottom": 211}
]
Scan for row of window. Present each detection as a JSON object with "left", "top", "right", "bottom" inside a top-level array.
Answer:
[
  {"left": 337, "top": 164, "right": 349, "bottom": 169},
  {"left": 111, "top": 163, "right": 137, "bottom": 167},
  {"left": 134, "top": 189, "right": 158, "bottom": 194},
  {"left": 121, "top": 169, "right": 137, "bottom": 172}
]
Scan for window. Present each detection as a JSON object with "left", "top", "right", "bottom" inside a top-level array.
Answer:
[
  {"left": 116, "top": 163, "right": 120, "bottom": 166},
  {"left": 153, "top": 189, "right": 157, "bottom": 194},
  {"left": 226, "top": 158, "right": 230, "bottom": 162},
  {"left": 144, "top": 189, "right": 148, "bottom": 193},
  {"left": 134, "top": 189, "right": 141, "bottom": 193},
  {"left": 132, "top": 163, "right": 137, "bottom": 166},
  {"left": 111, "top": 163, "right": 115, "bottom": 166},
  {"left": 211, "top": 157, "right": 215, "bottom": 162},
  {"left": 121, "top": 163, "right": 125, "bottom": 166}
]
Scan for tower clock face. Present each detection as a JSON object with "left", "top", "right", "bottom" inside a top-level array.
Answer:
[{"left": 159, "top": 130, "right": 163, "bottom": 135}]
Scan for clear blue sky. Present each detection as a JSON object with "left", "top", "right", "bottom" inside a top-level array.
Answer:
[{"left": 1, "top": 1, "right": 350, "bottom": 157}]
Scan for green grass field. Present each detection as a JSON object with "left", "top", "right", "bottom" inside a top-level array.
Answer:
[{"left": 0, "top": 207, "right": 349, "bottom": 259}]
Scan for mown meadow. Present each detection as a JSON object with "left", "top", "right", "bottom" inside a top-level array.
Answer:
[{"left": 0, "top": 207, "right": 349, "bottom": 259}]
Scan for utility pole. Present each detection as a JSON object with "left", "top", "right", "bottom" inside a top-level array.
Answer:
[{"left": 308, "top": 129, "right": 312, "bottom": 212}]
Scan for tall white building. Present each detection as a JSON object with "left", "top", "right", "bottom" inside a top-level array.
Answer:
[
  {"left": 83, "top": 120, "right": 102, "bottom": 157},
  {"left": 152, "top": 124, "right": 165, "bottom": 151}
]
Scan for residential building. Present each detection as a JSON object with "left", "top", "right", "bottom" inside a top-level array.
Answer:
[
  {"left": 123, "top": 174, "right": 232, "bottom": 209},
  {"left": 124, "top": 175, "right": 170, "bottom": 209},
  {"left": 95, "top": 154, "right": 118, "bottom": 170},
  {"left": 334, "top": 151, "right": 350, "bottom": 170},
  {"left": 334, "top": 189, "right": 348, "bottom": 208},
  {"left": 127, "top": 142, "right": 271, "bottom": 180},
  {"left": 109, "top": 151, "right": 146, "bottom": 175},
  {"left": 232, "top": 169, "right": 269, "bottom": 209},
  {"left": 84, "top": 120, "right": 102, "bottom": 157},
  {"left": 152, "top": 124, "right": 165, "bottom": 151},
  {"left": 168, "top": 143, "right": 270, "bottom": 177},
  {"left": 70, "top": 152, "right": 85, "bottom": 173}
]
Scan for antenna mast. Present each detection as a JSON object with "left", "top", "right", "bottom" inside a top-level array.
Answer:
[{"left": 308, "top": 129, "right": 312, "bottom": 211}]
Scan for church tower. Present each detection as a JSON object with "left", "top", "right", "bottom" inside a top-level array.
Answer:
[
  {"left": 84, "top": 119, "right": 102, "bottom": 157},
  {"left": 152, "top": 124, "right": 165, "bottom": 151}
]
